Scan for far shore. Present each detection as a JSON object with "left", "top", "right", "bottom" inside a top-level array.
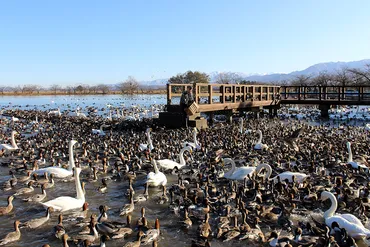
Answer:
[{"left": 0, "top": 89, "right": 166, "bottom": 96}]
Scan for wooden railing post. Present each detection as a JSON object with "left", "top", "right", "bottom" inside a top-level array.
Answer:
[
  {"left": 298, "top": 87, "right": 301, "bottom": 101},
  {"left": 208, "top": 84, "right": 213, "bottom": 104},
  {"left": 233, "top": 85, "right": 236, "bottom": 103},
  {"left": 359, "top": 86, "right": 362, "bottom": 101},
  {"left": 243, "top": 85, "right": 246, "bottom": 102},
  {"left": 259, "top": 86, "right": 262, "bottom": 101},
  {"left": 167, "top": 84, "right": 171, "bottom": 105},
  {"left": 338, "top": 87, "right": 340, "bottom": 101},
  {"left": 285, "top": 86, "right": 288, "bottom": 99},
  {"left": 194, "top": 84, "right": 198, "bottom": 104}
]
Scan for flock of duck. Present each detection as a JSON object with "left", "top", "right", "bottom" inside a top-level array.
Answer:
[{"left": 1, "top": 106, "right": 370, "bottom": 247}]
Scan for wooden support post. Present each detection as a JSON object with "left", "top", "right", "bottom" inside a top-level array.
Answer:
[
  {"left": 319, "top": 104, "right": 330, "bottom": 118},
  {"left": 208, "top": 84, "right": 213, "bottom": 104},
  {"left": 303, "top": 87, "right": 307, "bottom": 100},
  {"left": 233, "top": 85, "right": 236, "bottom": 103},
  {"left": 166, "top": 84, "right": 171, "bottom": 105},
  {"left": 298, "top": 87, "right": 301, "bottom": 101},
  {"left": 194, "top": 84, "right": 198, "bottom": 104},
  {"left": 359, "top": 86, "right": 362, "bottom": 101},
  {"left": 284, "top": 87, "right": 287, "bottom": 99},
  {"left": 341, "top": 86, "right": 344, "bottom": 101},
  {"left": 243, "top": 85, "right": 246, "bottom": 102},
  {"left": 319, "top": 86, "right": 322, "bottom": 101},
  {"left": 338, "top": 87, "right": 340, "bottom": 101},
  {"left": 259, "top": 86, "right": 262, "bottom": 101}
]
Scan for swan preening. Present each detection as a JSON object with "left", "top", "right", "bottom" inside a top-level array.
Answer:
[
  {"left": 0, "top": 131, "right": 19, "bottom": 152},
  {"left": 156, "top": 146, "right": 192, "bottom": 170},
  {"left": 346, "top": 141, "right": 369, "bottom": 171},
  {"left": 33, "top": 140, "right": 77, "bottom": 178},
  {"left": 139, "top": 128, "right": 154, "bottom": 152},
  {"left": 253, "top": 130, "right": 269, "bottom": 150},
  {"left": 223, "top": 158, "right": 272, "bottom": 181},
  {"left": 321, "top": 191, "right": 370, "bottom": 239},
  {"left": 181, "top": 128, "right": 201, "bottom": 151},
  {"left": 40, "top": 166, "right": 85, "bottom": 212}
]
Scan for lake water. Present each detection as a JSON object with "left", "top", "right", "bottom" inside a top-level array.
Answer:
[{"left": 0, "top": 94, "right": 168, "bottom": 111}]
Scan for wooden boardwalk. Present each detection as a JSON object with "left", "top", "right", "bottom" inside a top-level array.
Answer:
[
  {"left": 166, "top": 83, "right": 280, "bottom": 112},
  {"left": 280, "top": 85, "right": 370, "bottom": 105},
  {"left": 160, "top": 84, "right": 370, "bottom": 127}
]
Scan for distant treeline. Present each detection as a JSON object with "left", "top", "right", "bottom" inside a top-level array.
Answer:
[
  {"left": 2, "top": 65, "right": 370, "bottom": 95},
  {"left": 0, "top": 76, "right": 165, "bottom": 95}
]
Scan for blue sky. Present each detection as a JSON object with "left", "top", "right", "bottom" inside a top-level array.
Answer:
[{"left": 1, "top": 0, "right": 370, "bottom": 86}]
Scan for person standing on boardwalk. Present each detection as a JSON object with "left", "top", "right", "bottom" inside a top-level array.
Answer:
[{"left": 180, "top": 86, "right": 194, "bottom": 127}]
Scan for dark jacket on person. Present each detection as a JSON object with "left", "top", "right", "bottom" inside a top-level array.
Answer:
[{"left": 180, "top": 91, "right": 194, "bottom": 108}]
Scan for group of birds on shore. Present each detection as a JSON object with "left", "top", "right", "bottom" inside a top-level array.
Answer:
[{"left": 0, "top": 107, "right": 370, "bottom": 247}]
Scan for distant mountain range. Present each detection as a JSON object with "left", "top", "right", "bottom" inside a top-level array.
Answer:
[{"left": 136, "top": 59, "right": 370, "bottom": 88}]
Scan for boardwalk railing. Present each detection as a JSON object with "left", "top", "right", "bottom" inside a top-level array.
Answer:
[
  {"left": 167, "top": 83, "right": 280, "bottom": 112},
  {"left": 280, "top": 86, "right": 370, "bottom": 103}
]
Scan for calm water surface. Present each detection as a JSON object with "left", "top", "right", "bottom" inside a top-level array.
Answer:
[{"left": 0, "top": 94, "right": 167, "bottom": 110}]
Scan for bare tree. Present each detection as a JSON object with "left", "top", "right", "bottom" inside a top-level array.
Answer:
[
  {"left": 310, "top": 71, "right": 333, "bottom": 86},
  {"left": 289, "top": 75, "right": 311, "bottom": 86},
  {"left": 347, "top": 64, "right": 370, "bottom": 85},
  {"left": 333, "top": 68, "right": 352, "bottom": 86},
  {"left": 66, "top": 86, "right": 73, "bottom": 95},
  {"left": 82, "top": 84, "right": 90, "bottom": 94},
  {"left": 96, "top": 84, "right": 110, "bottom": 94},
  {"left": 21, "top": 84, "right": 40, "bottom": 94},
  {"left": 10, "top": 86, "right": 22, "bottom": 94},
  {"left": 89, "top": 85, "right": 98, "bottom": 94},
  {"left": 118, "top": 76, "right": 139, "bottom": 94},
  {"left": 75, "top": 85, "right": 84, "bottom": 94},
  {"left": 0, "top": 86, "right": 8, "bottom": 95},
  {"left": 215, "top": 72, "right": 243, "bottom": 84},
  {"left": 50, "top": 84, "right": 61, "bottom": 94}
]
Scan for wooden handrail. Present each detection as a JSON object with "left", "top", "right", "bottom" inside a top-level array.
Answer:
[{"left": 166, "top": 83, "right": 281, "bottom": 106}]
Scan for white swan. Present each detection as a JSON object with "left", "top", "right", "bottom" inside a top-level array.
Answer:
[
  {"left": 92, "top": 124, "right": 109, "bottom": 136},
  {"left": 223, "top": 158, "right": 272, "bottom": 181},
  {"left": 139, "top": 128, "right": 154, "bottom": 152},
  {"left": 11, "top": 116, "right": 19, "bottom": 122},
  {"left": 321, "top": 191, "right": 370, "bottom": 239},
  {"left": 69, "top": 109, "right": 87, "bottom": 118},
  {"left": 0, "top": 131, "right": 19, "bottom": 152},
  {"left": 146, "top": 159, "right": 167, "bottom": 187},
  {"left": 156, "top": 146, "right": 192, "bottom": 170},
  {"left": 30, "top": 116, "right": 38, "bottom": 125},
  {"left": 271, "top": 171, "right": 308, "bottom": 183},
  {"left": 48, "top": 108, "right": 61, "bottom": 117},
  {"left": 33, "top": 140, "right": 77, "bottom": 178},
  {"left": 40, "top": 166, "right": 85, "bottom": 212},
  {"left": 239, "top": 118, "right": 244, "bottom": 134},
  {"left": 346, "top": 142, "right": 369, "bottom": 171},
  {"left": 254, "top": 130, "right": 269, "bottom": 150},
  {"left": 181, "top": 128, "right": 201, "bottom": 151}
]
